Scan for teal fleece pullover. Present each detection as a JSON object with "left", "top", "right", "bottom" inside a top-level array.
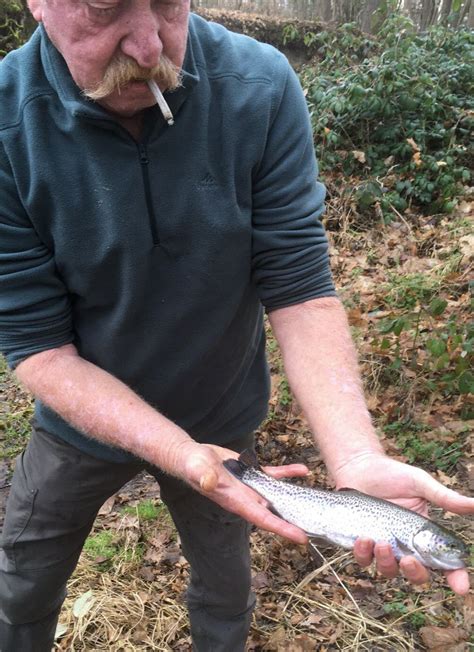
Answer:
[{"left": 0, "top": 15, "right": 335, "bottom": 462}]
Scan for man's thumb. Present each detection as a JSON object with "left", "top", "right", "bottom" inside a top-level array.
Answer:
[
  {"left": 199, "top": 468, "right": 219, "bottom": 492},
  {"left": 184, "top": 452, "right": 220, "bottom": 492}
]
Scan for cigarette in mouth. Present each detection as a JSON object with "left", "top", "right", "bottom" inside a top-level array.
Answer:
[{"left": 147, "top": 80, "right": 174, "bottom": 126}]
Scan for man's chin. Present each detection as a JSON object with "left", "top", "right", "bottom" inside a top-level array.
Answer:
[{"left": 96, "top": 84, "right": 157, "bottom": 117}]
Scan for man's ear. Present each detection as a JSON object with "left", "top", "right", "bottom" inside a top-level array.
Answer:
[{"left": 27, "top": 0, "right": 43, "bottom": 22}]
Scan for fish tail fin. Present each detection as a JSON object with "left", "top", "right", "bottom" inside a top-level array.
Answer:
[{"left": 223, "top": 448, "right": 261, "bottom": 478}]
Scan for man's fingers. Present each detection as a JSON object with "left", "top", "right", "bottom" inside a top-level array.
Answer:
[
  {"left": 249, "top": 502, "right": 308, "bottom": 544},
  {"left": 374, "top": 543, "right": 399, "bottom": 579},
  {"left": 445, "top": 569, "right": 471, "bottom": 595},
  {"left": 355, "top": 539, "right": 400, "bottom": 577},
  {"left": 355, "top": 540, "right": 430, "bottom": 583},
  {"left": 227, "top": 489, "right": 307, "bottom": 544},
  {"left": 197, "top": 459, "right": 308, "bottom": 545},
  {"left": 240, "top": 490, "right": 308, "bottom": 544},
  {"left": 264, "top": 463, "right": 309, "bottom": 479},
  {"left": 399, "top": 556, "right": 430, "bottom": 585},
  {"left": 414, "top": 469, "right": 474, "bottom": 514},
  {"left": 353, "top": 538, "right": 374, "bottom": 567}
]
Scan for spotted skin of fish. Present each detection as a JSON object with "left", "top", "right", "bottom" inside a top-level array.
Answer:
[{"left": 224, "top": 451, "right": 469, "bottom": 571}]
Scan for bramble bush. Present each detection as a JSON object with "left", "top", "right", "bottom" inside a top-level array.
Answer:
[
  {"left": 0, "top": 0, "right": 27, "bottom": 56},
  {"left": 377, "top": 296, "right": 474, "bottom": 397},
  {"left": 300, "top": 16, "right": 473, "bottom": 218},
  {"left": 283, "top": 21, "right": 379, "bottom": 65}
]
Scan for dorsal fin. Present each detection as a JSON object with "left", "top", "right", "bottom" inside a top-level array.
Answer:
[{"left": 238, "top": 449, "right": 261, "bottom": 469}]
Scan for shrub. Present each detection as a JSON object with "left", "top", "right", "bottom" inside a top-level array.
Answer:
[
  {"left": 301, "top": 16, "right": 473, "bottom": 218},
  {"left": 0, "top": 0, "right": 34, "bottom": 56}
]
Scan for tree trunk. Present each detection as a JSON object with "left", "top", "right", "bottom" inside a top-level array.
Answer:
[
  {"left": 419, "top": 0, "right": 438, "bottom": 29},
  {"left": 359, "top": 0, "right": 384, "bottom": 32},
  {"left": 404, "top": 0, "right": 419, "bottom": 25},
  {"left": 468, "top": 0, "right": 474, "bottom": 26},
  {"left": 439, "top": 0, "right": 453, "bottom": 23},
  {"left": 456, "top": 0, "right": 472, "bottom": 26},
  {"left": 333, "top": 0, "right": 356, "bottom": 23},
  {"left": 315, "top": 0, "right": 333, "bottom": 22}
]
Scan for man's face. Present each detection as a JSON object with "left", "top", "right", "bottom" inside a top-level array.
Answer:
[{"left": 30, "top": 0, "right": 190, "bottom": 117}]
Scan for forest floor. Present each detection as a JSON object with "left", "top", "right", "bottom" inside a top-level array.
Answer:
[{"left": 1, "top": 191, "right": 472, "bottom": 651}]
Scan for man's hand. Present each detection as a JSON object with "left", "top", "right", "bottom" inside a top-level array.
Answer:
[
  {"left": 173, "top": 441, "right": 309, "bottom": 545},
  {"left": 334, "top": 453, "right": 473, "bottom": 595}
]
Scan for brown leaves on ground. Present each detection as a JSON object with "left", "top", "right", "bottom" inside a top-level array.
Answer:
[
  {"left": 2, "top": 201, "right": 470, "bottom": 649},
  {"left": 419, "top": 625, "right": 469, "bottom": 650}
]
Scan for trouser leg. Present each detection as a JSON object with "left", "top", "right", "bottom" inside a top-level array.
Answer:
[
  {"left": 150, "top": 435, "right": 256, "bottom": 652},
  {"left": 0, "top": 428, "right": 142, "bottom": 652}
]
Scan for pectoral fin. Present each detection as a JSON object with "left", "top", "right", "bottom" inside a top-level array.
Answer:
[
  {"left": 394, "top": 536, "right": 414, "bottom": 557},
  {"left": 267, "top": 502, "right": 284, "bottom": 518}
]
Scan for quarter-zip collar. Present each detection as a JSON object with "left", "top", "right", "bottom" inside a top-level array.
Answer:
[{"left": 39, "top": 18, "right": 200, "bottom": 126}]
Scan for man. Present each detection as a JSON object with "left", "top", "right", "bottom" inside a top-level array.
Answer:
[{"left": 0, "top": 1, "right": 472, "bottom": 650}]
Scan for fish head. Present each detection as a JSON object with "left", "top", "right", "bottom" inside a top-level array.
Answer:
[{"left": 412, "top": 523, "right": 470, "bottom": 570}]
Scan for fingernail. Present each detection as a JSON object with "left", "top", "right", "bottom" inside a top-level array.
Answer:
[
  {"left": 199, "top": 470, "right": 217, "bottom": 492},
  {"left": 379, "top": 547, "right": 392, "bottom": 560},
  {"left": 403, "top": 560, "right": 416, "bottom": 573}
]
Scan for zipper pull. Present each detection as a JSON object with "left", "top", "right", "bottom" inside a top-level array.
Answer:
[{"left": 138, "top": 143, "right": 149, "bottom": 165}]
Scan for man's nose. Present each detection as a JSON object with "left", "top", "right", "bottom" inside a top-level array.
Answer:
[{"left": 120, "top": 8, "right": 163, "bottom": 69}]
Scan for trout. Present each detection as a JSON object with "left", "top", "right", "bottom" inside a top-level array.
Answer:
[{"left": 224, "top": 450, "right": 469, "bottom": 570}]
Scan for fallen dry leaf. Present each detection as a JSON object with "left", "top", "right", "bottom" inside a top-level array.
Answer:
[
  {"left": 419, "top": 626, "right": 468, "bottom": 649},
  {"left": 98, "top": 496, "right": 116, "bottom": 517},
  {"left": 435, "top": 469, "right": 458, "bottom": 487},
  {"left": 462, "top": 593, "right": 473, "bottom": 631},
  {"left": 347, "top": 307, "right": 368, "bottom": 327},
  {"left": 352, "top": 150, "right": 366, "bottom": 164},
  {"left": 252, "top": 571, "right": 270, "bottom": 589},
  {"left": 264, "top": 626, "right": 287, "bottom": 649},
  {"left": 459, "top": 234, "right": 474, "bottom": 258},
  {"left": 445, "top": 420, "right": 473, "bottom": 435},
  {"left": 137, "top": 566, "right": 155, "bottom": 582},
  {"left": 457, "top": 200, "right": 472, "bottom": 215},
  {"left": 286, "top": 634, "right": 319, "bottom": 651},
  {"left": 299, "top": 612, "right": 325, "bottom": 627},
  {"left": 407, "top": 137, "right": 420, "bottom": 152},
  {"left": 73, "top": 590, "right": 96, "bottom": 619}
]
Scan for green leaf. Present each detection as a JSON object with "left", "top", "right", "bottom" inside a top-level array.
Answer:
[
  {"left": 357, "top": 190, "right": 377, "bottom": 208},
  {"left": 458, "top": 371, "right": 474, "bottom": 395},
  {"left": 436, "top": 353, "right": 450, "bottom": 370},
  {"left": 393, "top": 318, "right": 408, "bottom": 336},
  {"left": 380, "top": 318, "right": 398, "bottom": 334},
  {"left": 390, "top": 356, "right": 403, "bottom": 370},
  {"left": 428, "top": 298, "right": 448, "bottom": 317},
  {"left": 427, "top": 339, "right": 446, "bottom": 357}
]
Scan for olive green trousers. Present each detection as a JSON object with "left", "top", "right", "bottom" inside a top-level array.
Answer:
[{"left": 0, "top": 428, "right": 255, "bottom": 651}]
